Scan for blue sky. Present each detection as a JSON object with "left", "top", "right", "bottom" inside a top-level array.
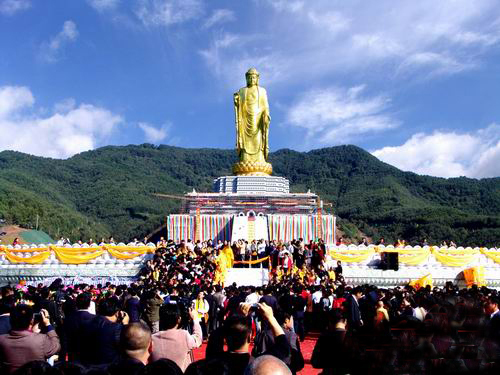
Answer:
[{"left": 1, "top": 0, "right": 500, "bottom": 178}]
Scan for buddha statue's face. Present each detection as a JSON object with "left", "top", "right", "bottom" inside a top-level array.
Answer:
[{"left": 246, "top": 73, "right": 259, "bottom": 87}]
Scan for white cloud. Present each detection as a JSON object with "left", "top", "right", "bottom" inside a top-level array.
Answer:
[
  {"left": 0, "top": 0, "right": 30, "bottom": 15},
  {"left": 203, "top": 9, "right": 235, "bottom": 29},
  {"left": 0, "top": 86, "right": 34, "bottom": 117},
  {"left": 372, "top": 125, "right": 500, "bottom": 178},
  {"left": 0, "top": 85, "right": 122, "bottom": 159},
  {"left": 199, "top": 33, "right": 290, "bottom": 88},
  {"left": 138, "top": 122, "right": 169, "bottom": 143},
  {"left": 398, "top": 52, "right": 474, "bottom": 76},
  {"left": 87, "top": 0, "right": 119, "bottom": 12},
  {"left": 202, "top": 1, "right": 500, "bottom": 86},
  {"left": 285, "top": 85, "right": 398, "bottom": 143},
  {"left": 307, "top": 10, "right": 350, "bottom": 34},
  {"left": 265, "top": 0, "right": 304, "bottom": 13},
  {"left": 39, "top": 20, "right": 79, "bottom": 63},
  {"left": 135, "top": 0, "right": 202, "bottom": 26}
]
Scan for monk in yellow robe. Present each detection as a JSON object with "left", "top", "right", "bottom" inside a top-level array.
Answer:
[
  {"left": 214, "top": 251, "right": 228, "bottom": 286},
  {"left": 221, "top": 243, "right": 234, "bottom": 268}
]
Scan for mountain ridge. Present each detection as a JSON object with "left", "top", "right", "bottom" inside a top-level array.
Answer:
[{"left": 0, "top": 144, "right": 498, "bottom": 246}]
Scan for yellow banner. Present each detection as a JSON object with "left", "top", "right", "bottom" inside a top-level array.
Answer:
[
  {"left": 329, "top": 249, "right": 374, "bottom": 263},
  {"left": 103, "top": 245, "right": 155, "bottom": 253},
  {"left": 409, "top": 274, "right": 433, "bottom": 289},
  {"left": 0, "top": 246, "right": 50, "bottom": 253},
  {"left": 53, "top": 248, "right": 105, "bottom": 264},
  {"left": 398, "top": 249, "right": 431, "bottom": 266},
  {"left": 432, "top": 248, "right": 479, "bottom": 267},
  {"left": 108, "top": 248, "right": 147, "bottom": 260},
  {"left": 4, "top": 250, "right": 51, "bottom": 264},
  {"left": 49, "top": 246, "right": 104, "bottom": 254},
  {"left": 480, "top": 248, "right": 500, "bottom": 264}
]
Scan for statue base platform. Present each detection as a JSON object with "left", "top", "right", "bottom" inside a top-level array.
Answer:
[
  {"left": 232, "top": 161, "right": 272, "bottom": 176},
  {"left": 213, "top": 175, "right": 290, "bottom": 194}
]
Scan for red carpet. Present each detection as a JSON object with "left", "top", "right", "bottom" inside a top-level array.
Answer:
[{"left": 192, "top": 333, "right": 320, "bottom": 374}]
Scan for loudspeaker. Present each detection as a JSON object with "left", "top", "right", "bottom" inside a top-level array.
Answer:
[{"left": 384, "top": 252, "right": 399, "bottom": 271}]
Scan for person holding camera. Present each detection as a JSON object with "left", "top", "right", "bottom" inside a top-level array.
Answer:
[
  {"left": 78, "top": 297, "right": 129, "bottom": 369},
  {"left": 151, "top": 303, "right": 202, "bottom": 371},
  {"left": 0, "top": 305, "right": 60, "bottom": 373}
]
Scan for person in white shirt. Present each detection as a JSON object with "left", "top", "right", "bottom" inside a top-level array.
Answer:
[
  {"left": 312, "top": 287, "right": 323, "bottom": 305},
  {"left": 245, "top": 287, "right": 262, "bottom": 305}
]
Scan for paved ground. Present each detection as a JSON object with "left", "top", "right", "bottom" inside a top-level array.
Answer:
[{"left": 192, "top": 332, "right": 320, "bottom": 374}]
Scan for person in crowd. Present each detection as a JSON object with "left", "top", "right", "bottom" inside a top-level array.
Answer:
[
  {"left": 151, "top": 303, "right": 202, "bottom": 371},
  {"left": 143, "top": 358, "right": 183, "bottom": 375},
  {"left": 253, "top": 310, "right": 304, "bottom": 374},
  {"left": 0, "top": 306, "right": 60, "bottom": 373},
  {"left": 346, "top": 287, "right": 364, "bottom": 332},
  {"left": 193, "top": 291, "right": 209, "bottom": 340},
  {"left": 260, "top": 287, "right": 279, "bottom": 315},
  {"left": 334, "top": 260, "right": 343, "bottom": 278},
  {"left": 119, "top": 322, "right": 153, "bottom": 368},
  {"left": 311, "top": 309, "right": 350, "bottom": 375},
  {"left": 63, "top": 292, "right": 95, "bottom": 362},
  {"left": 244, "top": 354, "right": 292, "bottom": 375},
  {"left": 143, "top": 289, "right": 163, "bottom": 333},
  {"left": 212, "top": 285, "right": 226, "bottom": 330},
  {"left": 125, "top": 288, "right": 141, "bottom": 323},
  {"left": 205, "top": 302, "right": 290, "bottom": 374},
  {"left": 79, "top": 297, "right": 129, "bottom": 368},
  {"left": 0, "top": 296, "right": 14, "bottom": 334}
]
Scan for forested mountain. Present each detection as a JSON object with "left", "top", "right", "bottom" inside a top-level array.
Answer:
[{"left": 0, "top": 144, "right": 498, "bottom": 246}]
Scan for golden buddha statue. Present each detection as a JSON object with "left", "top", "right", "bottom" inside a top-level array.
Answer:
[{"left": 232, "top": 68, "right": 273, "bottom": 176}]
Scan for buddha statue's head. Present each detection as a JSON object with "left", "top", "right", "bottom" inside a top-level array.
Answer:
[{"left": 245, "top": 68, "right": 259, "bottom": 87}]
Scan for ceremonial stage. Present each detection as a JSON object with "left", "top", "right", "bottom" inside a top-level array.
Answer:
[{"left": 1, "top": 242, "right": 500, "bottom": 288}]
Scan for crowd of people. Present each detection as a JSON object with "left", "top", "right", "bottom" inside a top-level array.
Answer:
[{"left": 0, "top": 238, "right": 499, "bottom": 374}]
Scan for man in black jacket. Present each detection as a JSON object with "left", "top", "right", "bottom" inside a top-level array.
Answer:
[
  {"left": 79, "top": 297, "right": 129, "bottom": 368},
  {"left": 63, "top": 292, "right": 95, "bottom": 362},
  {"left": 0, "top": 296, "right": 14, "bottom": 335},
  {"left": 346, "top": 287, "right": 364, "bottom": 332}
]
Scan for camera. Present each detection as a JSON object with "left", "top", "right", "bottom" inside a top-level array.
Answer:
[{"left": 33, "top": 312, "right": 43, "bottom": 324}]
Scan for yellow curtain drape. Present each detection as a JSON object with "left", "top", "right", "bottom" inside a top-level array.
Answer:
[
  {"left": 329, "top": 249, "right": 374, "bottom": 263},
  {"left": 4, "top": 250, "right": 51, "bottom": 264},
  {"left": 480, "top": 248, "right": 500, "bottom": 264},
  {"left": 49, "top": 246, "right": 104, "bottom": 255},
  {"left": 107, "top": 248, "right": 145, "bottom": 260},
  {"left": 0, "top": 247, "right": 50, "bottom": 253},
  {"left": 103, "top": 245, "right": 155, "bottom": 253},
  {"left": 53, "top": 248, "right": 105, "bottom": 264},
  {"left": 432, "top": 248, "right": 479, "bottom": 267},
  {"left": 398, "top": 250, "right": 431, "bottom": 266}
]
